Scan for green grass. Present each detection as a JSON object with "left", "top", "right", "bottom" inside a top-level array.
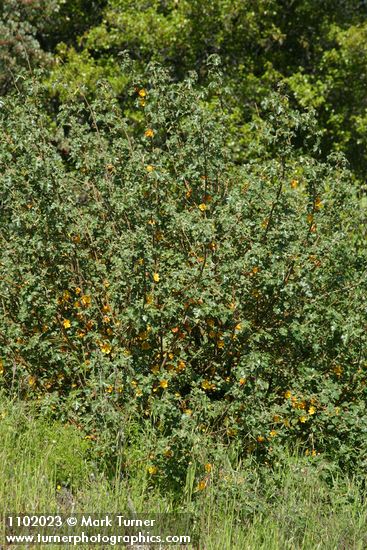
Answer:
[{"left": 1, "top": 394, "right": 366, "bottom": 549}]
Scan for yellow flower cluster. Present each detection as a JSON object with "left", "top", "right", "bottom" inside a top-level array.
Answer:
[{"left": 201, "top": 380, "right": 215, "bottom": 391}]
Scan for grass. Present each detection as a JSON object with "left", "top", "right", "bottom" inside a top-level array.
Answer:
[{"left": 1, "top": 394, "right": 366, "bottom": 549}]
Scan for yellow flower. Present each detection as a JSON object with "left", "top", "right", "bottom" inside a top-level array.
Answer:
[
  {"left": 257, "top": 435, "right": 265, "bottom": 443},
  {"left": 144, "top": 128, "right": 154, "bottom": 138},
  {"left": 291, "top": 179, "right": 298, "bottom": 189},
  {"left": 28, "top": 375, "right": 36, "bottom": 386},
  {"left": 196, "top": 480, "right": 207, "bottom": 491},
  {"left": 235, "top": 323, "right": 242, "bottom": 331},
  {"left": 239, "top": 378, "right": 246, "bottom": 386},
  {"left": 333, "top": 365, "right": 343, "bottom": 376},
  {"left": 315, "top": 197, "right": 323, "bottom": 210},
  {"left": 217, "top": 339, "right": 224, "bottom": 349},
  {"left": 138, "top": 88, "right": 147, "bottom": 98},
  {"left": 63, "top": 319, "right": 71, "bottom": 329},
  {"left": 299, "top": 415, "right": 307, "bottom": 423},
  {"left": 273, "top": 414, "right": 281, "bottom": 422},
  {"left": 204, "top": 463, "right": 212, "bottom": 473},
  {"left": 198, "top": 203, "right": 207, "bottom": 211},
  {"left": 284, "top": 390, "right": 292, "bottom": 399},
  {"left": 100, "top": 342, "right": 112, "bottom": 354},
  {"left": 135, "top": 388, "right": 143, "bottom": 397},
  {"left": 177, "top": 360, "right": 186, "bottom": 372},
  {"left": 153, "top": 272, "right": 160, "bottom": 282},
  {"left": 184, "top": 408, "right": 192, "bottom": 416},
  {"left": 164, "top": 448, "right": 173, "bottom": 458},
  {"left": 269, "top": 430, "right": 277, "bottom": 437},
  {"left": 146, "top": 165, "right": 154, "bottom": 172},
  {"left": 201, "top": 380, "right": 212, "bottom": 390},
  {"left": 62, "top": 290, "right": 71, "bottom": 301},
  {"left": 147, "top": 465, "right": 157, "bottom": 475},
  {"left": 75, "top": 287, "right": 82, "bottom": 295},
  {"left": 159, "top": 379, "right": 168, "bottom": 389},
  {"left": 81, "top": 294, "right": 91, "bottom": 307},
  {"left": 146, "top": 294, "right": 154, "bottom": 304},
  {"left": 307, "top": 213, "right": 314, "bottom": 224}
]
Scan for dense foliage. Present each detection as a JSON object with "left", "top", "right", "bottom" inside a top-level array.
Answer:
[
  {"left": 1, "top": 1, "right": 367, "bottom": 497},
  {"left": 1, "top": 58, "right": 366, "bottom": 489},
  {"left": 1, "top": 1, "right": 367, "bottom": 175}
]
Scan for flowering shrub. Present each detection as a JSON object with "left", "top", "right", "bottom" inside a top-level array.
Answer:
[{"left": 0, "top": 61, "right": 366, "bottom": 485}]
